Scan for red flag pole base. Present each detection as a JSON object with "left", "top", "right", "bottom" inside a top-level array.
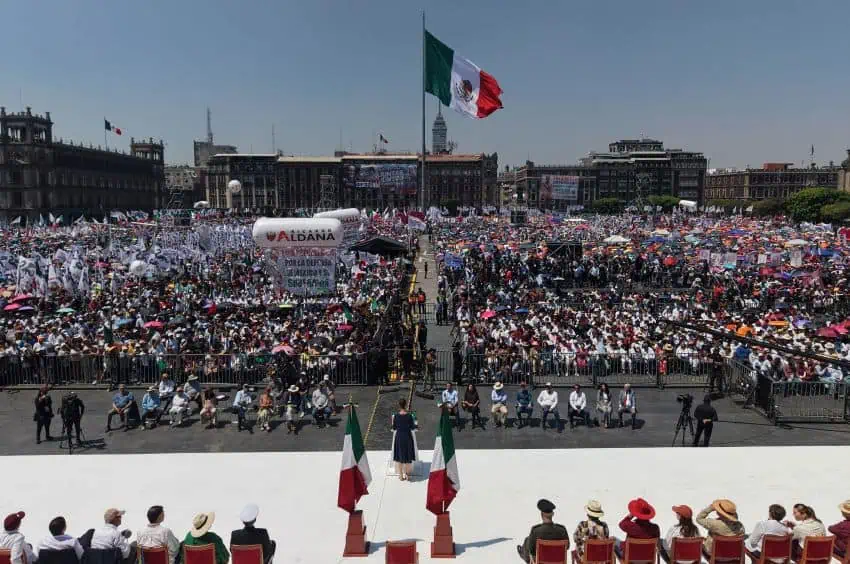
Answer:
[
  {"left": 430, "top": 511, "right": 456, "bottom": 558},
  {"left": 343, "top": 510, "right": 370, "bottom": 557}
]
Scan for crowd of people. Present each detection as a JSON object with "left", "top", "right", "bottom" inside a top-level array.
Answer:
[
  {"left": 0, "top": 504, "right": 276, "bottom": 564},
  {"left": 0, "top": 214, "right": 414, "bottom": 388},
  {"left": 430, "top": 212, "right": 850, "bottom": 389},
  {"left": 517, "top": 496, "right": 850, "bottom": 563}
]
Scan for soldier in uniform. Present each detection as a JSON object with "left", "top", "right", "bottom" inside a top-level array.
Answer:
[{"left": 517, "top": 498, "right": 570, "bottom": 563}]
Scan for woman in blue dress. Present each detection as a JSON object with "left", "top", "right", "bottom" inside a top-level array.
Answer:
[{"left": 392, "top": 398, "right": 416, "bottom": 481}]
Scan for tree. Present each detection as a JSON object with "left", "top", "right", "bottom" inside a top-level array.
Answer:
[
  {"left": 590, "top": 198, "right": 625, "bottom": 214},
  {"left": 820, "top": 201, "right": 850, "bottom": 222},
  {"left": 647, "top": 195, "right": 681, "bottom": 210},
  {"left": 785, "top": 187, "right": 850, "bottom": 222},
  {"left": 751, "top": 198, "right": 785, "bottom": 217}
]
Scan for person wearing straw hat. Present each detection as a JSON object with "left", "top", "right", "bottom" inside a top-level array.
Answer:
[
  {"left": 182, "top": 512, "right": 229, "bottom": 564},
  {"left": 828, "top": 501, "right": 850, "bottom": 557},
  {"left": 490, "top": 381, "right": 508, "bottom": 427},
  {"left": 573, "top": 500, "right": 609, "bottom": 560},
  {"left": 696, "top": 499, "right": 745, "bottom": 555},
  {"left": 282, "top": 385, "right": 301, "bottom": 434}
]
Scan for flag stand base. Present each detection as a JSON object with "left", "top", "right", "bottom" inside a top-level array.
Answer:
[
  {"left": 430, "top": 512, "right": 456, "bottom": 558},
  {"left": 343, "top": 510, "right": 369, "bottom": 557}
]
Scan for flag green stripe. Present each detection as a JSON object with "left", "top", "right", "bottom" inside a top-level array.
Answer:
[
  {"left": 439, "top": 409, "right": 455, "bottom": 461},
  {"left": 425, "top": 30, "right": 453, "bottom": 106},
  {"left": 347, "top": 406, "right": 365, "bottom": 461}
]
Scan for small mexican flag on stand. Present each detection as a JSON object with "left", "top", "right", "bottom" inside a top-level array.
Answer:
[
  {"left": 426, "top": 408, "right": 460, "bottom": 514},
  {"left": 337, "top": 405, "right": 372, "bottom": 513},
  {"left": 425, "top": 30, "right": 503, "bottom": 119}
]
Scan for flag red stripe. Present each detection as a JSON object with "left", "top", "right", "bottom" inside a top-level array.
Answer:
[
  {"left": 426, "top": 468, "right": 458, "bottom": 515},
  {"left": 476, "top": 70, "right": 503, "bottom": 118},
  {"left": 337, "top": 466, "right": 369, "bottom": 513}
]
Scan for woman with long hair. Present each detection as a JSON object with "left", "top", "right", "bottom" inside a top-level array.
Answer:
[
  {"left": 462, "top": 383, "right": 481, "bottom": 428},
  {"left": 786, "top": 503, "right": 826, "bottom": 557},
  {"left": 660, "top": 505, "right": 700, "bottom": 563}
]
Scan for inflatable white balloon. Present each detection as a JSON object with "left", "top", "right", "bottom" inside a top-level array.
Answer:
[
  {"left": 313, "top": 208, "right": 361, "bottom": 245},
  {"left": 227, "top": 179, "right": 242, "bottom": 194},
  {"left": 252, "top": 217, "right": 343, "bottom": 248},
  {"left": 193, "top": 200, "right": 210, "bottom": 210},
  {"left": 129, "top": 260, "right": 147, "bottom": 276}
]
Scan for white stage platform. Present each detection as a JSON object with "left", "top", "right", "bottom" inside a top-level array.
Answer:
[{"left": 3, "top": 447, "right": 848, "bottom": 563}]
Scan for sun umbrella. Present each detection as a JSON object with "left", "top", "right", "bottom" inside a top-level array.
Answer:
[
  {"left": 480, "top": 310, "right": 496, "bottom": 319},
  {"left": 56, "top": 307, "right": 75, "bottom": 314},
  {"left": 115, "top": 318, "right": 134, "bottom": 327},
  {"left": 768, "top": 320, "right": 789, "bottom": 327},
  {"left": 144, "top": 321, "right": 164, "bottom": 329},
  {"left": 3, "top": 303, "right": 20, "bottom": 311},
  {"left": 515, "top": 307, "right": 529, "bottom": 314},
  {"left": 603, "top": 235, "right": 629, "bottom": 245},
  {"left": 817, "top": 327, "right": 838, "bottom": 338},
  {"left": 272, "top": 344, "right": 294, "bottom": 355},
  {"left": 338, "top": 324, "right": 353, "bottom": 331},
  {"left": 10, "top": 294, "right": 33, "bottom": 303},
  {"left": 17, "top": 306, "right": 34, "bottom": 312},
  {"left": 785, "top": 239, "right": 808, "bottom": 247}
]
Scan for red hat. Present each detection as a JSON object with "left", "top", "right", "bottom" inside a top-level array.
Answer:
[
  {"left": 4, "top": 511, "right": 25, "bottom": 531},
  {"left": 628, "top": 498, "right": 656, "bottom": 521},
  {"left": 672, "top": 505, "right": 693, "bottom": 519}
]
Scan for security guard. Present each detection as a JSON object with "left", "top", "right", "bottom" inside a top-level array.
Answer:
[{"left": 517, "top": 499, "right": 569, "bottom": 563}]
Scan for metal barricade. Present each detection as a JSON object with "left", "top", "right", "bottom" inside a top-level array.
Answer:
[{"left": 770, "top": 381, "right": 849, "bottom": 424}]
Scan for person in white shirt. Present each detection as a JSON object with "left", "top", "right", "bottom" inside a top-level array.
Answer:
[
  {"left": 35, "top": 517, "right": 84, "bottom": 562},
  {"left": 745, "top": 504, "right": 791, "bottom": 559},
  {"left": 158, "top": 373, "right": 176, "bottom": 407},
  {"left": 784, "top": 503, "right": 826, "bottom": 553},
  {"left": 490, "top": 382, "right": 508, "bottom": 427},
  {"left": 537, "top": 382, "right": 560, "bottom": 431},
  {"left": 135, "top": 506, "right": 179, "bottom": 564},
  {"left": 312, "top": 386, "right": 331, "bottom": 427},
  {"left": 169, "top": 387, "right": 190, "bottom": 427},
  {"left": 0, "top": 511, "right": 37, "bottom": 564},
  {"left": 440, "top": 382, "right": 459, "bottom": 424},
  {"left": 568, "top": 384, "right": 590, "bottom": 428},
  {"left": 90, "top": 508, "right": 135, "bottom": 564},
  {"left": 660, "top": 505, "right": 700, "bottom": 563},
  {"left": 232, "top": 384, "right": 252, "bottom": 432}
]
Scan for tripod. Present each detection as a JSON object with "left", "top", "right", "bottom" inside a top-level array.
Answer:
[
  {"left": 671, "top": 404, "right": 694, "bottom": 447},
  {"left": 60, "top": 418, "right": 85, "bottom": 455}
]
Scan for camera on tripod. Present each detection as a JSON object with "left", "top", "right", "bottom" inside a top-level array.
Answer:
[{"left": 676, "top": 393, "right": 694, "bottom": 409}]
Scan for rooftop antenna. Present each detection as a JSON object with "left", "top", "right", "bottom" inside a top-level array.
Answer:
[
  {"left": 272, "top": 124, "right": 276, "bottom": 154},
  {"left": 206, "top": 107, "right": 213, "bottom": 145}
]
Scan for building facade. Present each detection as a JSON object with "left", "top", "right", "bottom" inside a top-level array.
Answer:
[
  {"left": 193, "top": 140, "right": 238, "bottom": 167},
  {"left": 0, "top": 107, "right": 164, "bottom": 220},
  {"left": 432, "top": 106, "right": 447, "bottom": 154},
  {"left": 705, "top": 162, "right": 842, "bottom": 201},
  {"left": 515, "top": 138, "right": 707, "bottom": 209},
  {"left": 204, "top": 151, "right": 499, "bottom": 212}
]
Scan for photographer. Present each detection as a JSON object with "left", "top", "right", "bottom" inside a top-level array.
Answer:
[
  {"left": 60, "top": 391, "right": 86, "bottom": 446},
  {"left": 693, "top": 395, "right": 718, "bottom": 447},
  {"left": 34, "top": 385, "right": 54, "bottom": 444}
]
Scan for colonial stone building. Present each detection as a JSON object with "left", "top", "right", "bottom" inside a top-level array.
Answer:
[
  {"left": 705, "top": 162, "right": 842, "bottom": 201},
  {"left": 205, "top": 151, "right": 498, "bottom": 212},
  {"left": 0, "top": 107, "right": 164, "bottom": 220}
]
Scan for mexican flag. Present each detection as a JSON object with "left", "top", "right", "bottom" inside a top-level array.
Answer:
[
  {"left": 426, "top": 409, "right": 460, "bottom": 515},
  {"left": 425, "top": 30, "right": 503, "bottom": 119},
  {"left": 337, "top": 405, "right": 372, "bottom": 513}
]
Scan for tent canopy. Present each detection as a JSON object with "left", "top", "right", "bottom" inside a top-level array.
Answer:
[{"left": 350, "top": 236, "right": 408, "bottom": 257}]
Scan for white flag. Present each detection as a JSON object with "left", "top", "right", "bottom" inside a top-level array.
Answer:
[{"left": 10, "top": 216, "right": 21, "bottom": 226}]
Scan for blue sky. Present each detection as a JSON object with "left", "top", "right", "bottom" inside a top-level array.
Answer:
[{"left": 2, "top": 1, "right": 849, "bottom": 169}]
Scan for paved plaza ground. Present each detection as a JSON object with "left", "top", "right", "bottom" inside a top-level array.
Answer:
[{"left": 1, "top": 383, "right": 849, "bottom": 456}]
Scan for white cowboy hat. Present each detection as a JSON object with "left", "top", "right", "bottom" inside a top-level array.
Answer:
[
  {"left": 190, "top": 512, "right": 215, "bottom": 538},
  {"left": 493, "top": 382, "right": 504, "bottom": 390}
]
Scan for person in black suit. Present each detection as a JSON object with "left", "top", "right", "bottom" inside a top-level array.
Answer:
[{"left": 230, "top": 504, "right": 275, "bottom": 564}]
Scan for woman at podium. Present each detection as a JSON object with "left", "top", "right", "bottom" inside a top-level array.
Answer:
[{"left": 391, "top": 398, "right": 417, "bottom": 481}]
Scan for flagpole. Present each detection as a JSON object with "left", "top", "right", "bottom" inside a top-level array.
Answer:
[{"left": 420, "top": 10, "right": 426, "bottom": 212}]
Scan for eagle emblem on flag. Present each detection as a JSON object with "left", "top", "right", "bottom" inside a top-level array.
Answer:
[{"left": 455, "top": 79, "right": 474, "bottom": 102}]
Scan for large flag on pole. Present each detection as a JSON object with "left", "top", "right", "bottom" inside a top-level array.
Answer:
[
  {"left": 426, "top": 409, "right": 460, "bottom": 515},
  {"left": 425, "top": 30, "right": 503, "bottom": 119},
  {"left": 337, "top": 405, "right": 372, "bottom": 513}
]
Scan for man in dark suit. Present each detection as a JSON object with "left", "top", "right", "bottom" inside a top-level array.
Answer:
[{"left": 230, "top": 504, "right": 276, "bottom": 564}]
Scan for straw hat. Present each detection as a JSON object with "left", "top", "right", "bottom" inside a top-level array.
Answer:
[
  {"left": 288, "top": 385, "right": 299, "bottom": 393},
  {"left": 190, "top": 512, "right": 215, "bottom": 538},
  {"left": 713, "top": 499, "right": 738, "bottom": 522},
  {"left": 493, "top": 382, "right": 504, "bottom": 391},
  {"left": 585, "top": 500, "right": 604, "bottom": 518},
  {"left": 839, "top": 500, "right": 850, "bottom": 517}
]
